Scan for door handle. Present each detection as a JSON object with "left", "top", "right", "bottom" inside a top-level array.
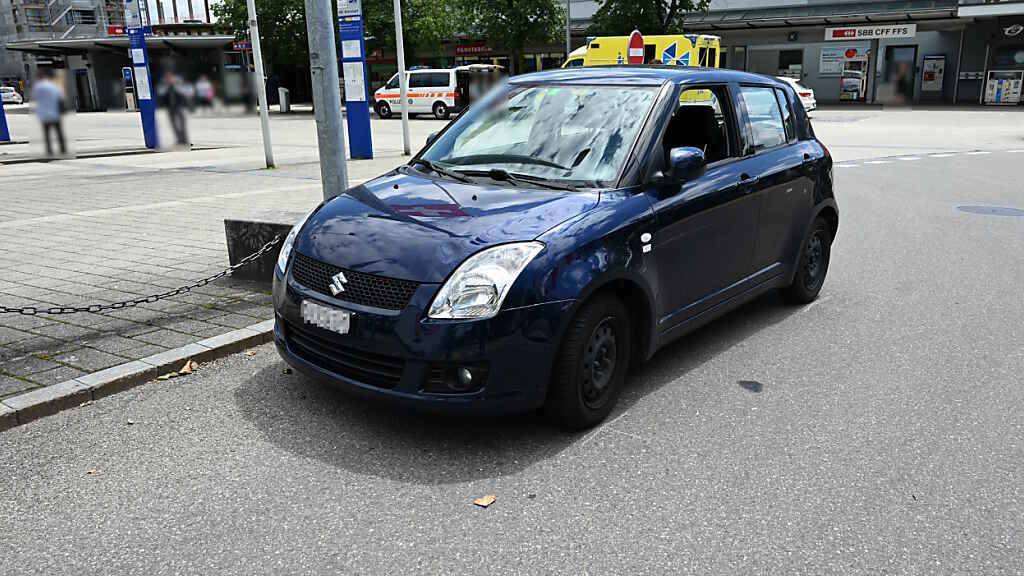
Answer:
[{"left": 740, "top": 172, "right": 759, "bottom": 185}]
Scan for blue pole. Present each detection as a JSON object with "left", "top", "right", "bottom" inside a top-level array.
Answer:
[
  {"left": 0, "top": 99, "right": 10, "bottom": 142},
  {"left": 337, "top": 0, "right": 373, "bottom": 159},
  {"left": 126, "top": 0, "right": 158, "bottom": 149}
]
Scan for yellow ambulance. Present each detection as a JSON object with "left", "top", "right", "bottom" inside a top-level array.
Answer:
[{"left": 563, "top": 34, "right": 722, "bottom": 68}]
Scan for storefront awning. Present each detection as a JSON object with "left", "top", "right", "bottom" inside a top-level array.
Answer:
[
  {"left": 5, "top": 34, "right": 236, "bottom": 55},
  {"left": 684, "top": 0, "right": 960, "bottom": 29}
]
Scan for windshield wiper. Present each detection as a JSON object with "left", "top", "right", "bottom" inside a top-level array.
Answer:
[
  {"left": 459, "top": 168, "right": 578, "bottom": 191},
  {"left": 441, "top": 154, "right": 570, "bottom": 171},
  {"left": 411, "top": 158, "right": 473, "bottom": 183}
]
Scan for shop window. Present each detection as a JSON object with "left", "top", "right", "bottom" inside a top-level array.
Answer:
[{"left": 993, "top": 45, "right": 1024, "bottom": 67}]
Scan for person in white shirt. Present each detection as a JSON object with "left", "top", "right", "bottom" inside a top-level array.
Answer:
[{"left": 30, "top": 69, "right": 65, "bottom": 156}]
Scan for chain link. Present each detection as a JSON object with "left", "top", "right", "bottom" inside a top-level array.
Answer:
[{"left": 0, "top": 235, "right": 282, "bottom": 316}]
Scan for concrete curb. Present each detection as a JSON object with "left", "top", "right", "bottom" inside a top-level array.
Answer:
[{"left": 0, "top": 319, "right": 275, "bottom": 432}]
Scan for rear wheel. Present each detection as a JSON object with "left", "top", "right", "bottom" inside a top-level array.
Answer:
[
  {"left": 432, "top": 101, "right": 450, "bottom": 120},
  {"left": 782, "top": 216, "right": 832, "bottom": 304},
  {"left": 545, "top": 295, "right": 631, "bottom": 430},
  {"left": 375, "top": 101, "right": 392, "bottom": 119}
]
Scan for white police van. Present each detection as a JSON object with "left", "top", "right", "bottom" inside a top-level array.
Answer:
[{"left": 373, "top": 65, "right": 504, "bottom": 120}]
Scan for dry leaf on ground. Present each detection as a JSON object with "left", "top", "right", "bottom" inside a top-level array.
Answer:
[
  {"left": 473, "top": 495, "right": 497, "bottom": 508},
  {"left": 178, "top": 360, "right": 198, "bottom": 375}
]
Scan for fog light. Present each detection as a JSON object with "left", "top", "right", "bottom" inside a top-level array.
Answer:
[
  {"left": 423, "top": 363, "right": 488, "bottom": 394},
  {"left": 456, "top": 367, "right": 474, "bottom": 390}
]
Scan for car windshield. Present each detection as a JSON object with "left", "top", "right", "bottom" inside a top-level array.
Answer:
[{"left": 421, "top": 83, "right": 660, "bottom": 187}]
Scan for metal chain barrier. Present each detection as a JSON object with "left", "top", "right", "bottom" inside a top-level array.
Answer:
[{"left": 0, "top": 235, "right": 282, "bottom": 316}]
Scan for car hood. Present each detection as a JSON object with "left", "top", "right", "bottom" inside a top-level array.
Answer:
[{"left": 293, "top": 170, "right": 599, "bottom": 283}]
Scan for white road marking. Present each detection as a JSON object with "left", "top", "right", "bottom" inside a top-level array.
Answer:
[
  {"left": 864, "top": 160, "right": 891, "bottom": 165},
  {"left": 836, "top": 164, "right": 859, "bottom": 168},
  {"left": 966, "top": 151, "right": 991, "bottom": 156},
  {"left": 897, "top": 157, "right": 921, "bottom": 161},
  {"left": 1007, "top": 149, "right": 1024, "bottom": 153},
  {"left": 929, "top": 153, "right": 954, "bottom": 158}
]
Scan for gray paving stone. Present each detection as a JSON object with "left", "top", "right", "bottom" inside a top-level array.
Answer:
[
  {"left": 3, "top": 354, "right": 61, "bottom": 376},
  {"left": 27, "top": 322, "right": 104, "bottom": 342},
  {"left": 3, "top": 336, "right": 73, "bottom": 356},
  {"left": 0, "top": 374, "right": 38, "bottom": 398},
  {"left": 51, "top": 348, "right": 129, "bottom": 372},
  {"left": 0, "top": 326, "right": 30, "bottom": 345},
  {"left": 25, "top": 365, "right": 88, "bottom": 386},
  {"left": 80, "top": 334, "right": 148, "bottom": 355},
  {"left": 132, "top": 329, "right": 203, "bottom": 349}
]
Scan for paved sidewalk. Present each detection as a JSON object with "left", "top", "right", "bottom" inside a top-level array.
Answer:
[{"left": 1, "top": 111, "right": 437, "bottom": 399}]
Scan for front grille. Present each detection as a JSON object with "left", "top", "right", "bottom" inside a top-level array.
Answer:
[
  {"left": 285, "top": 321, "right": 404, "bottom": 389},
  {"left": 291, "top": 252, "right": 419, "bottom": 311}
]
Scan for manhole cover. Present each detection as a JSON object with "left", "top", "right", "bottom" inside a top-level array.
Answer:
[{"left": 957, "top": 205, "right": 1024, "bottom": 217}]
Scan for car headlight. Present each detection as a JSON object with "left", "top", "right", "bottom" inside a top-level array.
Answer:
[
  {"left": 276, "top": 205, "right": 321, "bottom": 274},
  {"left": 428, "top": 242, "right": 544, "bottom": 320}
]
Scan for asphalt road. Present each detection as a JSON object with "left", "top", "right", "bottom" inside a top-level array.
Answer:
[{"left": 2, "top": 150, "right": 1023, "bottom": 575}]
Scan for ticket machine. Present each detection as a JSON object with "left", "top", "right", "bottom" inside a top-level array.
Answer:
[{"left": 122, "top": 66, "right": 137, "bottom": 111}]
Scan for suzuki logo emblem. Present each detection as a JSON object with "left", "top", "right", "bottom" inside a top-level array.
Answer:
[{"left": 329, "top": 271, "right": 348, "bottom": 296}]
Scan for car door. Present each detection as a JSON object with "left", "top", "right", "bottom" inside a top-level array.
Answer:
[
  {"left": 648, "top": 84, "right": 761, "bottom": 331},
  {"left": 735, "top": 84, "right": 816, "bottom": 274}
]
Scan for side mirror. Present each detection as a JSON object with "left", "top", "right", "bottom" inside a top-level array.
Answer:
[
  {"left": 660, "top": 146, "right": 706, "bottom": 185},
  {"left": 426, "top": 132, "right": 439, "bottom": 146}
]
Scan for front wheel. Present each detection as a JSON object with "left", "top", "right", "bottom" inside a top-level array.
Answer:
[
  {"left": 432, "top": 101, "right": 450, "bottom": 120},
  {"left": 375, "top": 101, "right": 392, "bottom": 119},
  {"left": 545, "top": 295, "right": 632, "bottom": 430},
  {"left": 782, "top": 216, "right": 832, "bottom": 304}
]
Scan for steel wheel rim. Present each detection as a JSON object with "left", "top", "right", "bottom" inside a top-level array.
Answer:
[
  {"left": 581, "top": 317, "right": 618, "bottom": 409},
  {"left": 803, "top": 232, "right": 825, "bottom": 290}
]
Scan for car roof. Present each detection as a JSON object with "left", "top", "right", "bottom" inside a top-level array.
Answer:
[{"left": 510, "top": 66, "right": 789, "bottom": 88}]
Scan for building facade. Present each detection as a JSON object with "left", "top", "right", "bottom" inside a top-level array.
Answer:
[
  {"left": 567, "top": 0, "right": 1024, "bottom": 105},
  {"left": 2, "top": 0, "right": 232, "bottom": 111}
]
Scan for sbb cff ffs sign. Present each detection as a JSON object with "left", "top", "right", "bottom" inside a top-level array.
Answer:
[{"left": 825, "top": 24, "right": 916, "bottom": 41}]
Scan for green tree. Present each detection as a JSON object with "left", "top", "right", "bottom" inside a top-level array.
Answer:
[
  {"left": 458, "top": 0, "right": 565, "bottom": 75},
  {"left": 214, "top": 0, "right": 460, "bottom": 69},
  {"left": 590, "top": 0, "right": 710, "bottom": 36},
  {"left": 213, "top": 0, "right": 311, "bottom": 70}
]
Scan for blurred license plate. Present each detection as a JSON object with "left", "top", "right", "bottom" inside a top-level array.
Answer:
[{"left": 301, "top": 300, "right": 351, "bottom": 334}]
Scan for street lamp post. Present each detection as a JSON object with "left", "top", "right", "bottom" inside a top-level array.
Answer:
[
  {"left": 566, "top": 0, "right": 571, "bottom": 56},
  {"left": 304, "top": 0, "right": 350, "bottom": 198},
  {"left": 246, "top": 0, "right": 275, "bottom": 168},
  {"left": 393, "top": 0, "right": 411, "bottom": 156}
]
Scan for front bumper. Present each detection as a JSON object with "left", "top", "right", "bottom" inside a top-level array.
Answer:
[{"left": 273, "top": 270, "right": 574, "bottom": 414}]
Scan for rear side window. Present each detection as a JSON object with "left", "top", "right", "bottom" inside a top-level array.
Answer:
[
  {"left": 409, "top": 73, "right": 429, "bottom": 89},
  {"left": 739, "top": 86, "right": 787, "bottom": 153},
  {"left": 773, "top": 88, "right": 795, "bottom": 142},
  {"left": 411, "top": 72, "right": 450, "bottom": 88}
]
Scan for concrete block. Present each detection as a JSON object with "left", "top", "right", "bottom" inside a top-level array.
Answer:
[
  {"left": 2, "top": 380, "right": 91, "bottom": 425},
  {"left": 75, "top": 360, "right": 158, "bottom": 400},
  {"left": 224, "top": 211, "right": 305, "bottom": 284}
]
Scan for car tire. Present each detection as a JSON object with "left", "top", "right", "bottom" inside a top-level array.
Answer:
[
  {"left": 432, "top": 101, "right": 450, "bottom": 120},
  {"left": 782, "top": 216, "right": 832, "bottom": 304},
  {"left": 375, "top": 101, "right": 392, "bottom": 119},
  {"left": 545, "top": 294, "right": 632, "bottom": 430}
]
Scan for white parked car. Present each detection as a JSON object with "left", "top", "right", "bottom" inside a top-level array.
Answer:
[
  {"left": 777, "top": 76, "right": 816, "bottom": 112},
  {"left": 1, "top": 86, "right": 23, "bottom": 105}
]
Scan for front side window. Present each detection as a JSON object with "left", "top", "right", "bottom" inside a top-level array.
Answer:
[
  {"left": 739, "top": 86, "right": 787, "bottom": 153},
  {"left": 385, "top": 74, "right": 400, "bottom": 90},
  {"left": 664, "top": 85, "right": 733, "bottom": 164},
  {"left": 421, "top": 83, "right": 660, "bottom": 186}
]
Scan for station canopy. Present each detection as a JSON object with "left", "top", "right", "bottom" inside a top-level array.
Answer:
[
  {"left": 5, "top": 35, "right": 236, "bottom": 56},
  {"left": 684, "top": 0, "right": 959, "bottom": 29}
]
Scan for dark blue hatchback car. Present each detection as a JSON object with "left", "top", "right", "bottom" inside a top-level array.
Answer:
[{"left": 273, "top": 67, "right": 838, "bottom": 429}]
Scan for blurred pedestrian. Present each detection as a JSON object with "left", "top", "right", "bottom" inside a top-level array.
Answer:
[
  {"left": 158, "top": 70, "right": 191, "bottom": 146},
  {"left": 195, "top": 74, "right": 215, "bottom": 111},
  {"left": 31, "top": 69, "right": 66, "bottom": 156}
]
